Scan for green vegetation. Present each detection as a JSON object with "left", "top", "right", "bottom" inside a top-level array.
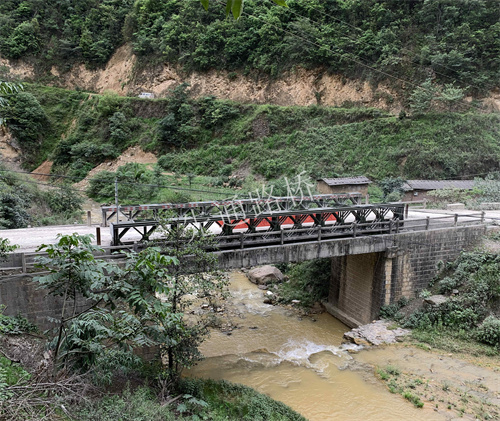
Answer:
[
  {"left": 0, "top": 163, "right": 83, "bottom": 228},
  {"left": 1, "top": 1, "right": 500, "bottom": 91},
  {"left": 275, "top": 259, "right": 331, "bottom": 307},
  {"left": 0, "top": 238, "right": 17, "bottom": 261},
  {"left": 0, "top": 305, "right": 37, "bottom": 335},
  {"left": 0, "top": 0, "right": 133, "bottom": 68},
  {"left": 0, "top": 80, "right": 23, "bottom": 126},
  {"left": 0, "top": 234, "right": 301, "bottom": 420},
  {"left": 6, "top": 84, "right": 500, "bottom": 189},
  {"left": 381, "top": 250, "right": 500, "bottom": 355},
  {"left": 163, "top": 111, "right": 500, "bottom": 181},
  {"left": 33, "top": 232, "right": 227, "bottom": 382},
  {"left": 2, "top": 91, "right": 50, "bottom": 167},
  {"left": 376, "top": 364, "right": 424, "bottom": 408},
  {"left": 75, "top": 380, "right": 306, "bottom": 421}
]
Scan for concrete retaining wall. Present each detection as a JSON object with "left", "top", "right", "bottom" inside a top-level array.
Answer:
[{"left": 0, "top": 273, "right": 90, "bottom": 331}]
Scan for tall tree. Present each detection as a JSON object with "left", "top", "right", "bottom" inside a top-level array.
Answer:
[{"left": 153, "top": 221, "right": 229, "bottom": 384}]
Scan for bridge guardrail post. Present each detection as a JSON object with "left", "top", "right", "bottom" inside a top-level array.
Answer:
[
  {"left": 353, "top": 222, "right": 357, "bottom": 238},
  {"left": 481, "top": 211, "right": 485, "bottom": 224},
  {"left": 21, "top": 254, "right": 26, "bottom": 273},
  {"left": 280, "top": 229, "right": 284, "bottom": 245},
  {"left": 317, "top": 226, "right": 322, "bottom": 242},
  {"left": 240, "top": 233, "right": 244, "bottom": 249},
  {"left": 389, "top": 220, "right": 393, "bottom": 234},
  {"left": 426, "top": 216, "right": 430, "bottom": 230},
  {"left": 454, "top": 213, "right": 458, "bottom": 227}
]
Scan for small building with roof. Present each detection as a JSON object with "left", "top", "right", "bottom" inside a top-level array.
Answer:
[
  {"left": 317, "top": 176, "right": 372, "bottom": 196},
  {"left": 402, "top": 180, "right": 475, "bottom": 202}
]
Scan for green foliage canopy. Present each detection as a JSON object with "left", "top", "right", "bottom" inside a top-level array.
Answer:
[{"left": 1, "top": 1, "right": 500, "bottom": 89}]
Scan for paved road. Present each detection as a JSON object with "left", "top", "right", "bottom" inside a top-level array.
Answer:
[
  {"left": 0, "top": 224, "right": 116, "bottom": 253},
  {"left": 1, "top": 208, "right": 499, "bottom": 253}
]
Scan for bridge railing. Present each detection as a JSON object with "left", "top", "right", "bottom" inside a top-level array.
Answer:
[{"left": 0, "top": 212, "right": 491, "bottom": 274}]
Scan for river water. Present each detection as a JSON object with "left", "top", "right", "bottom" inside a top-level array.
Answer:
[{"left": 186, "top": 272, "right": 443, "bottom": 421}]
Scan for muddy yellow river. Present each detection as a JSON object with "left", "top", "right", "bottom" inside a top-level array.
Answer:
[{"left": 186, "top": 272, "right": 444, "bottom": 421}]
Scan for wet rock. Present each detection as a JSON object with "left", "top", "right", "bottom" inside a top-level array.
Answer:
[
  {"left": 291, "top": 299, "right": 301, "bottom": 304},
  {"left": 343, "top": 320, "right": 410, "bottom": 346},
  {"left": 352, "top": 337, "right": 371, "bottom": 346},
  {"left": 263, "top": 298, "right": 273, "bottom": 304},
  {"left": 424, "top": 295, "right": 448, "bottom": 306},
  {"left": 247, "top": 265, "right": 284, "bottom": 285},
  {"left": 258, "top": 285, "right": 268, "bottom": 290},
  {"left": 309, "top": 301, "right": 324, "bottom": 314}
]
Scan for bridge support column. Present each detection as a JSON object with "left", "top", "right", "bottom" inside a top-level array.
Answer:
[{"left": 325, "top": 251, "right": 397, "bottom": 327}]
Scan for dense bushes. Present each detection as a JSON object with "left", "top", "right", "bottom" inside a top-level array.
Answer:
[
  {"left": 382, "top": 250, "right": 500, "bottom": 351},
  {"left": 157, "top": 111, "right": 500, "bottom": 181},
  {"left": 0, "top": 163, "right": 83, "bottom": 228},
  {"left": 86, "top": 163, "right": 179, "bottom": 204},
  {"left": 275, "top": 259, "right": 331, "bottom": 307},
  {"left": 2, "top": 92, "right": 50, "bottom": 167},
  {"left": 0, "top": 0, "right": 133, "bottom": 69},
  {"left": 74, "top": 379, "right": 306, "bottom": 421},
  {"left": 1, "top": 1, "right": 500, "bottom": 89},
  {"left": 8, "top": 85, "right": 500, "bottom": 185}
]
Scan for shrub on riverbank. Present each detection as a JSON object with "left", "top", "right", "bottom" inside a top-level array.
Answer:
[
  {"left": 381, "top": 250, "right": 500, "bottom": 354},
  {"left": 275, "top": 259, "right": 331, "bottom": 308},
  {"left": 75, "top": 380, "right": 307, "bottom": 420}
]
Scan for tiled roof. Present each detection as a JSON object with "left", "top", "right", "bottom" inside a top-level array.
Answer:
[
  {"left": 318, "top": 176, "right": 372, "bottom": 186},
  {"left": 402, "top": 180, "right": 475, "bottom": 191}
]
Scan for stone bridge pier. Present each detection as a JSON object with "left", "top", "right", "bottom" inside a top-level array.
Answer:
[{"left": 324, "top": 227, "right": 486, "bottom": 327}]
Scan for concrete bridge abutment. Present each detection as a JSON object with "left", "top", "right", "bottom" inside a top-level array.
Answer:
[{"left": 323, "top": 226, "right": 487, "bottom": 327}]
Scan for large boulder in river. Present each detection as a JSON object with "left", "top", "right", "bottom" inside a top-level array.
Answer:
[{"left": 247, "top": 265, "right": 284, "bottom": 285}]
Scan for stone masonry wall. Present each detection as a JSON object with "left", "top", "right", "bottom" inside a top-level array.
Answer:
[
  {"left": 326, "top": 226, "right": 486, "bottom": 326},
  {"left": 389, "top": 226, "right": 486, "bottom": 302},
  {"left": 0, "top": 273, "right": 90, "bottom": 331}
]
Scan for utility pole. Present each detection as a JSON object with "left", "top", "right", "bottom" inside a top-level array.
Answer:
[{"left": 115, "top": 177, "right": 119, "bottom": 225}]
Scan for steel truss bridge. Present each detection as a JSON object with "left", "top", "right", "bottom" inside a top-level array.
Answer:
[
  {"left": 101, "top": 193, "right": 364, "bottom": 227},
  {"left": 108, "top": 194, "right": 405, "bottom": 249}
]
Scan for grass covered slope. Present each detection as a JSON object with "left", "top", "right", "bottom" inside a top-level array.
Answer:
[
  {"left": 8, "top": 84, "right": 500, "bottom": 183},
  {"left": 161, "top": 112, "right": 500, "bottom": 180}
]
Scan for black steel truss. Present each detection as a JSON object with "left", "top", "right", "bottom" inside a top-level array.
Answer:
[
  {"left": 101, "top": 193, "right": 364, "bottom": 226},
  {"left": 110, "top": 203, "right": 404, "bottom": 246}
]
